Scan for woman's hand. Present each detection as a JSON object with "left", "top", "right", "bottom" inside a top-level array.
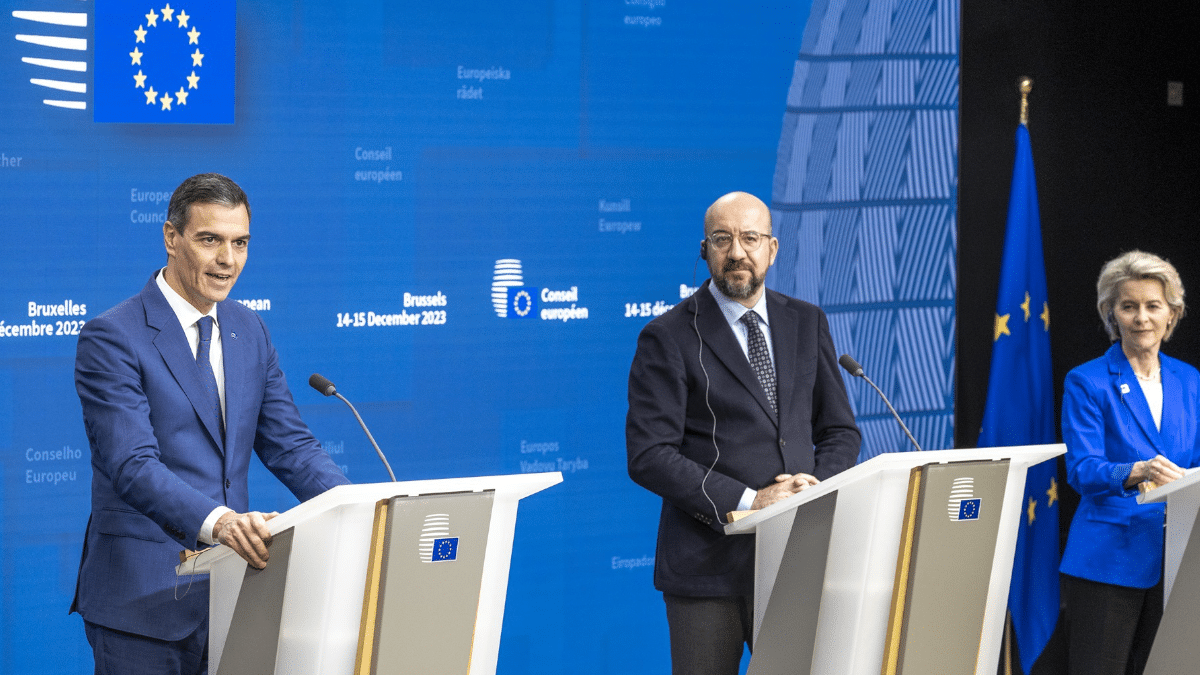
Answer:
[{"left": 1126, "top": 454, "right": 1186, "bottom": 488}]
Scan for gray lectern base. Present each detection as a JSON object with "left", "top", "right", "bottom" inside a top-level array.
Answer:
[{"left": 1139, "top": 467, "right": 1200, "bottom": 674}]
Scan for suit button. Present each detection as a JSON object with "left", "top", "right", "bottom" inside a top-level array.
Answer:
[{"left": 224, "top": 479, "right": 231, "bottom": 489}]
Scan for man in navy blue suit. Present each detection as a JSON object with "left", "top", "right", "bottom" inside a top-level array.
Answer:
[
  {"left": 71, "top": 173, "right": 350, "bottom": 675},
  {"left": 626, "top": 192, "right": 860, "bottom": 675}
]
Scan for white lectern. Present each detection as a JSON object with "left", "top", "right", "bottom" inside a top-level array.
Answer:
[
  {"left": 725, "top": 445, "right": 1063, "bottom": 675},
  {"left": 177, "top": 472, "right": 561, "bottom": 675},
  {"left": 1138, "top": 467, "right": 1200, "bottom": 673}
]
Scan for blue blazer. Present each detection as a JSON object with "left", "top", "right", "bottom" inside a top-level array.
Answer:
[
  {"left": 71, "top": 275, "right": 350, "bottom": 640},
  {"left": 1060, "top": 341, "right": 1200, "bottom": 588},
  {"left": 626, "top": 281, "right": 860, "bottom": 597}
]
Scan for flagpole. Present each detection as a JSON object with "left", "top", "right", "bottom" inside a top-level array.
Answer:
[
  {"left": 993, "top": 73, "right": 1060, "bottom": 672},
  {"left": 1003, "top": 76, "right": 1032, "bottom": 675},
  {"left": 1004, "top": 610, "right": 1014, "bottom": 675},
  {"left": 1018, "top": 76, "right": 1032, "bottom": 126}
]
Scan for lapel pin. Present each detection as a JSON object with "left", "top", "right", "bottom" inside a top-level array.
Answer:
[
  {"left": 230, "top": 332, "right": 237, "bottom": 340},
  {"left": 1119, "top": 383, "right": 1130, "bottom": 394}
]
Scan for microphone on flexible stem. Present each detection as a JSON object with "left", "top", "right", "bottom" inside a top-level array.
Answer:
[
  {"left": 309, "top": 373, "right": 397, "bottom": 482},
  {"left": 838, "top": 354, "right": 924, "bottom": 453}
]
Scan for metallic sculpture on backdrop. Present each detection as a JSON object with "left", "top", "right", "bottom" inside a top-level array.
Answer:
[
  {"left": 626, "top": 192, "right": 860, "bottom": 675},
  {"left": 769, "top": 0, "right": 959, "bottom": 459},
  {"left": 70, "top": 173, "right": 350, "bottom": 674}
]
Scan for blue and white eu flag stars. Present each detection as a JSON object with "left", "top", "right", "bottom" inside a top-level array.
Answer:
[
  {"left": 947, "top": 477, "right": 982, "bottom": 522},
  {"left": 507, "top": 287, "right": 538, "bottom": 319},
  {"left": 418, "top": 513, "right": 459, "bottom": 563},
  {"left": 432, "top": 537, "right": 459, "bottom": 562},
  {"left": 491, "top": 260, "right": 539, "bottom": 319},
  {"left": 93, "top": 1, "right": 236, "bottom": 123}
]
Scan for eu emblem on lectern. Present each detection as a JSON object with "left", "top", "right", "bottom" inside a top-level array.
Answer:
[
  {"left": 947, "top": 477, "right": 982, "bottom": 521},
  {"left": 418, "top": 513, "right": 460, "bottom": 563},
  {"left": 432, "top": 537, "right": 459, "bottom": 562}
]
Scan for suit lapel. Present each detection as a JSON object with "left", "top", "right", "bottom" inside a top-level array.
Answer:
[
  {"left": 218, "top": 303, "right": 247, "bottom": 459},
  {"left": 1108, "top": 345, "right": 1162, "bottom": 455},
  {"left": 766, "top": 290, "right": 797, "bottom": 420},
  {"left": 142, "top": 276, "right": 225, "bottom": 453},
  {"left": 692, "top": 281, "right": 778, "bottom": 426}
]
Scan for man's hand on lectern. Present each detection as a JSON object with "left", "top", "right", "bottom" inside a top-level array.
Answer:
[
  {"left": 214, "top": 511, "right": 279, "bottom": 569},
  {"left": 751, "top": 473, "right": 820, "bottom": 510}
]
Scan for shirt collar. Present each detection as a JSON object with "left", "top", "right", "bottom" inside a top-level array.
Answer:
[
  {"left": 707, "top": 280, "right": 769, "bottom": 327},
  {"left": 156, "top": 268, "right": 218, "bottom": 331}
]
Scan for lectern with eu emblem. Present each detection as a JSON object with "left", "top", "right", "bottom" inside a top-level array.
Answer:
[
  {"left": 177, "top": 473, "right": 561, "bottom": 675},
  {"left": 724, "top": 445, "right": 1063, "bottom": 675}
]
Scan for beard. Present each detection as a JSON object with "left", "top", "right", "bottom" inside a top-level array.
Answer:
[{"left": 713, "top": 260, "right": 764, "bottom": 299}]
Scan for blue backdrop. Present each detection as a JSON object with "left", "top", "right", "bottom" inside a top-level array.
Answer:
[{"left": 0, "top": 1, "right": 956, "bottom": 672}]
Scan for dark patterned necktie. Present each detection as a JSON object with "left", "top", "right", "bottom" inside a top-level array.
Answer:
[
  {"left": 195, "top": 316, "right": 224, "bottom": 441},
  {"left": 741, "top": 312, "right": 777, "bottom": 415}
]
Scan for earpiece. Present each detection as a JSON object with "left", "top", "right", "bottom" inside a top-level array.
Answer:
[
  {"left": 690, "top": 282, "right": 724, "bottom": 525},
  {"left": 700, "top": 240, "right": 708, "bottom": 261}
]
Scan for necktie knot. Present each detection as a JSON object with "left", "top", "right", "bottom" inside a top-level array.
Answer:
[{"left": 196, "top": 316, "right": 214, "bottom": 351}]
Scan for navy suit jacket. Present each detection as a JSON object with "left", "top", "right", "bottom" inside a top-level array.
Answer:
[
  {"left": 626, "top": 281, "right": 860, "bottom": 597},
  {"left": 71, "top": 275, "right": 350, "bottom": 640},
  {"left": 1060, "top": 341, "right": 1200, "bottom": 588}
]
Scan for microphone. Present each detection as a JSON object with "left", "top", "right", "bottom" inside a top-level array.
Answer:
[
  {"left": 838, "top": 354, "right": 924, "bottom": 452},
  {"left": 309, "top": 372, "right": 337, "bottom": 397},
  {"left": 308, "top": 373, "right": 396, "bottom": 482},
  {"left": 838, "top": 354, "right": 864, "bottom": 377}
]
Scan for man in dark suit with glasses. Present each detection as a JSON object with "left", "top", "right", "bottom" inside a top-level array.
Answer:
[{"left": 626, "top": 191, "right": 860, "bottom": 674}]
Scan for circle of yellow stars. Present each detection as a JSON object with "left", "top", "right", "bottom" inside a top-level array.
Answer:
[
  {"left": 994, "top": 291, "right": 1051, "bottom": 341},
  {"left": 128, "top": 4, "right": 203, "bottom": 111}
]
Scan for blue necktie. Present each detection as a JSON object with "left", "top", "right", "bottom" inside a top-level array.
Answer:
[
  {"left": 195, "top": 316, "right": 224, "bottom": 442},
  {"left": 741, "top": 312, "right": 777, "bottom": 415}
]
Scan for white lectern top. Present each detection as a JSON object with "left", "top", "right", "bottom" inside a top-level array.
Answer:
[
  {"left": 179, "top": 472, "right": 562, "bottom": 575},
  {"left": 726, "top": 445, "right": 1063, "bottom": 535}
]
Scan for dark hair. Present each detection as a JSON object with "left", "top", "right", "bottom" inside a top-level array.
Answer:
[{"left": 166, "top": 173, "right": 250, "bottom": 234}]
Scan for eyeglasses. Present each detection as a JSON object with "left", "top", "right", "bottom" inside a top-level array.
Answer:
[{"left": 706, "top": 231, "right": 771, "bottom": 252}]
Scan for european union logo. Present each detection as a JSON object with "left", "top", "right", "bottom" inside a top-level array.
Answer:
[
  {"left": 432, "top": 537, "right": 459, "bottom": 562},
  {"left": 93, "top": 1, "right": 236, "bottom": 123},
  {"left": 957, "top": 498, "right": 981, "bottom": 521},
  {"left": 507, "top": 287, "right": 538, "bottom": 319}
]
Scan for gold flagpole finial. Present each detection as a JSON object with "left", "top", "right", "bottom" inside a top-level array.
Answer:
[{"left": 1018, "top": 76, "right": 1033, "bottom": 126}]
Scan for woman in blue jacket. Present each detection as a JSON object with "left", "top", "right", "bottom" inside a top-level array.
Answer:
[{"left": 1061, "top": 250, "right": 1200, "bottom": 675}]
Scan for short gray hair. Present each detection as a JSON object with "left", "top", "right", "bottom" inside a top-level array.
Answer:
[{"left": 1096, "top": 250, "right": 1186, "bottom": 341}]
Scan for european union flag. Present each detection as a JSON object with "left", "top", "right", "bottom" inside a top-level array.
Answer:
[
  {"left": 93, "top": 1, "right": 236, "bottom": 123},
  {"left": 507, "top": 287, "right": 538, "bottom": 319},
  {"left": 978, "top": 123, "right": 1059, "bottom": 674},
  {"left": 432, "top": 537, "right": 459, "bottom": 562},
  {"left": 958, "top": 498, "right": 981, "bottom": 521}
]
